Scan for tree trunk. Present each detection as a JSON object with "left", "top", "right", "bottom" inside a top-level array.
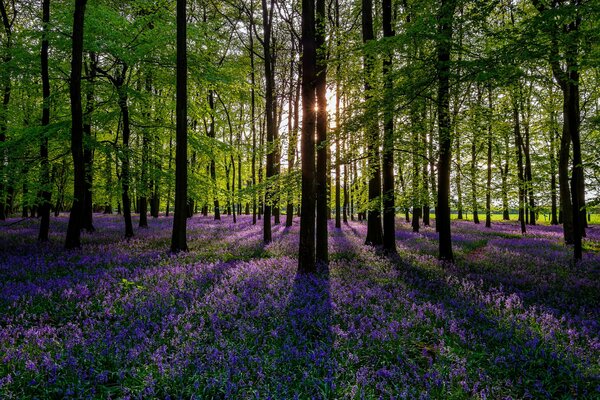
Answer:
[
  {"left": 286, "top": 38, "right": 300, "bottom": 228},
  {"left": 315, "top": 0, "right": 328, "bottom": 263},
  {"left": 512, "top": 94, "right": 526, "bottom": 235},
  {"left": 171, "top": 0, "right": 188, "bottom": 252},
  {"left": 363, "top": 0, "right": 383, "bottom": 246},
  {"left": 117, "top": 69, "right": 134, "bottom": 239},
  {"left": 298, "top": 0, "right": 317, "bottom": 273},
  {"left": 0, "top": 0, "right": 13, "bottom": 221},
  {"left": 65, "top": 0, "right": 87, "bottom": 249},
  {"left": 139, "top": 74, "right": 153, "bottom": 227},
  {"left": 436, "top": 0, "right": 456, "bottom": 262},
  {"left": 207, "top": 90, "right": 220, "bottom": 220},
  {"left": 38, "top": 0, "right": 51, "bottom": 241},
  {"left": 262, "top": 0, "right": 276, "bottom": 243},
  {"left": 522, "top": 93, "right": 535, "bottom": 225},
  {"left": 382, "top": 0, "right": 396, "bottom": 251},
  {"left": 550, "top": 113, "right": 559, "bottom": 225},
  {"left": 82, "top": 52, "right": 96, "bottom": 232},
  {"left": 485, "top": 86, "right": 493, "bottom": 228}
]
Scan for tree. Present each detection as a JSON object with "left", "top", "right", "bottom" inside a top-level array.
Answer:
[
  {"left": 363, "top": 0, "right": 383, "bottom": 247},
  {"left": 262, "top": 0, "right": 275, "bottom": 244},
  {"left": 65, "top": 0, "right": 88, "bottom": 249},
  {"left": 38, "top": 0, "right": 51, "bottom": 242},
  {"left": 381, "top": 0, "right": 396, "bottom": 252},
  {"left": 315, "top": 0, "right": 328, "bottom": 263},
  {"left": 171, "top": 0, "right": 188, "bottom": 253},
  {"left": 298, "top": 0, "right": 317, "bottom": 273},
  {"left": 436, "top": 0, "right": 456, "bottom": 262}
]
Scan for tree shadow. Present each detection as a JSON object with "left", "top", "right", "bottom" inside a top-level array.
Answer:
[{"left": 277, "top": 269, "right": 334, "bottom": 397}]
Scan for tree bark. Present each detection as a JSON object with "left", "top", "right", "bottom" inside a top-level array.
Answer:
[
  {"left": 315, "top": 0, "right": 328, "bottom": 263},
  {"left": 512, "top": 93, "right": 526, "bottom": 235},
  {"left": 436, "top": 0, "right": 456, "bottom": 262},
  {"left": 82, "top": 52, "right": 96, "bottom": 232},
  {"left": 382, "top": 0, "right": 396, "bottom": 251},
  {"left": 485, "top": 86, "right": 493, "bottom": 228},
  {"left": 261, "top": 0, "right": 275, "bottom": 243},
  {"left": 65, "top": 0, "right": 87, "bottom": 249},
  {"left": 363, "top": 0, "right": 383, "bottom": 246},
  {"left": 171, "top": 0, "right": 188, "bottom": 252},
  {"left": 39, "top": 0, "right": 51, "bottom": 241},
  {"left": 298, "top": 0, "right": 317, "bottom": 273}
]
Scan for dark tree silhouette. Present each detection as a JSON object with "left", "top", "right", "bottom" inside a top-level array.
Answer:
[
  {"left": 298, "top": 0, "right": 317, "bottom": 273},
  {"left": 436, "top": 0, "right": 456, "bottom": 262},
  {"left": 315, "top": 0, "right": 328, "bottom": 264},
  {"left": 171, "top": 0, "right": 188, "bottom": 253},
  {"left": 65, "top": 0, "right": 88, "bottom": 249},
  {"left": 38, "top": 0, "right": 51, "bottom": 241}
]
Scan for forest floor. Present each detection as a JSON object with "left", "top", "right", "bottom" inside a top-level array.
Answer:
[{"left": 1, "top": 214, "right": 599, "bottom": 399}]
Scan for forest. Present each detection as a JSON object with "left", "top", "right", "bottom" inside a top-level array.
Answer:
[{"left": 0, "top": 0, "right": 599, "bottom": 398}]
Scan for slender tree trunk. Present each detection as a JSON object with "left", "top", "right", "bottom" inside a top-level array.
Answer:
[
  {"left": 455, "top": 131, "right": 463, "bottom": 220},
  {"left": 363, "top": 0, "right": 383, "bottom": 246},
  {"left": 485, "top": 86, "right": 493, "bottom": 228},
  {"left": 262, "top": 0, "right": 276, "bottom": 243},
  {"left": 171, "top": 0, "right": 188, "bottom": 252},
  {"left": 382, "top": 0, "right": 396, "bottom": 251},
  {"left": 411, "top": 106, "right": 421, "bottom": 234},
  {"left": 206, "top": 90, "right": 220, "bottom": 220},
  {"left": 436, "top": 0, "right": 456, "bottom": 262},
  {"left": 422, "top": 109, "right": 430, "bottom": 226},
  {"left": 249, "top": 24, "right": 257, "bottom": 226},
  {"left": 38, "top": 0, "right": 52, "bottom": 241},
  {"left": 82, "top": 52, "right": 96, "bottom": 232},
  {"left": 550, "top": 113, "right": 559, "bottom": 225},
  {"left": 139, "top": 74, "right": 153, "bottom": 227},
  {"left": 522, "top": 93, "right": 535, "bottom": 225},
  {"left": 501, "top": 130, "right": 510, "bottom": 220},
  {"left": 117, "top": 69, "right": 134, "bottom": 238},
  {"left": 298, "top": 0, "right": 317, "bottom": 273},
  {"left": 471, "top": 126, "right": 479, "bottom": 224},
  {"left": 512, "top": 94, "right": 526, "bottom": 234},
  {"left": 65, "top": 0, "right": 88, "bottom": 249},
  {"left": 286, "top": 40, "right": 300, "bottom": 228}
]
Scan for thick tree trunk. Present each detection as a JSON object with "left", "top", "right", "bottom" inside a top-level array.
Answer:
[
  {"left": 171, "top": 0, "right": 188, "bottom": 252},
  {"left": 363, "top": 0, "right": 383, "bottom": 246},
  {"left": 0, "top": 0, "right": 13, "bottom": 221},
  {"left": 436, "top": 0, "right": 456, "bottom": 262},
  {"left": 315, "top": 0, "right": 328, "bottom": 263},
  {"left": 298, "top": 0, "right": 317, "bottom": 273},
  {"left": 335, "top": 0, "right": 341, "bottom": 230},
  {"left": 65, "top": 0, "right": 88, "bottom": 249},
  {"left": 38, "top": 0, "right": 52, "bottom": 241},
  {"left": 382, "top": 0, "right": 396, "bottom": 251}
]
